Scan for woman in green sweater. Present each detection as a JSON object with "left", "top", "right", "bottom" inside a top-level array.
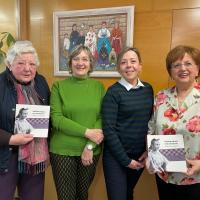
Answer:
[{"left": 50, "top": 45, "right": 105, "bottom": 200}]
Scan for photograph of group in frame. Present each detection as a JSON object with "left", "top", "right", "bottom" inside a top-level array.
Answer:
[{"left": 53, "top": 6, "right": 134, "bottom": 77}]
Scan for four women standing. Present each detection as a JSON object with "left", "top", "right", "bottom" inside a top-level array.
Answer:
[{"left": 2, "top": 40, "right": 200, "bottom": 200}]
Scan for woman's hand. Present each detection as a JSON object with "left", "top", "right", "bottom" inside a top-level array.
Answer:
[
  {"left": 9, "top": 134, "right": 33, "bottom": 145},
  {"left": 127, "top": 152, "right": 147, "bottom": 170},
  {"left": 128, "top": 159, "right": 144, "bottom": 170},
  {"left": 138, "top": 151, "right": 148, "bottom": 165},
  {"left": 186, "top": 159, "right": 200, "bottom": 176},
  {"left": 81, "top": 146, "right": 93, "bottom": 166},
  {"left": 84, "top": 129, "right": 104, "bottom": 144}
]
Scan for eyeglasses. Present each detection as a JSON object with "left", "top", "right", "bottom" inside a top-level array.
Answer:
[
  {"left": 72, "top": 57, "right": 89, "bottom": 63},
  {"left": 17, "top": 61, "right": 36, "bottom": 68},
  {"left": 15, "top": 61, "right": 37, "bottom": 69},
  {"left": 171, "top": 61, "right": 195, "bottom": 69}
]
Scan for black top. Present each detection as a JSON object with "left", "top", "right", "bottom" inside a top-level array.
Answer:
[
  {"left": 0, "top": 68, "right": 50, "bottom": 172},
  {"left": 102, "top": 81, "right": 154, "bottom": 166}
]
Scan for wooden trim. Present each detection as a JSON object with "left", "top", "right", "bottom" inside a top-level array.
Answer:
[{"left": 18, "top": 0, "right": 29, "bottom": 39}]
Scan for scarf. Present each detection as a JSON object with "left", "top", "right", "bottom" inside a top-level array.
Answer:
[{"left": 14, "top": 78, "right": 49, "bottom": 175}]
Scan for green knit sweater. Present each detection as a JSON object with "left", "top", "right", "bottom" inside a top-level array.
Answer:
[{"left": 50, "top": 76, "right": 105, "bottom": 156}]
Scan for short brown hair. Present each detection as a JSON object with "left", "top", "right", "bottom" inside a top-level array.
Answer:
[
  {"left": 68, "top": 45, "right": 94, "bottom": 74},
  {"left": 117, "top": 47, "right": 142, "bottom": 71},
  {"left": 166, "top": 45, "right": 200, "bottom": 76}
]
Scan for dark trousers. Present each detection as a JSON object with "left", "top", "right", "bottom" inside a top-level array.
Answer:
[
  {"left": 50, "top": 153, "right": 99, "bottom": 200},
  {"left": 156, "top": 174, "right": 200, "bottom": 200},
  {"left": 103, "top": 150, "right": 144, "bottom": 200},
  {"left": 0, "top": 153, "right": 44, "bottom": 200}
]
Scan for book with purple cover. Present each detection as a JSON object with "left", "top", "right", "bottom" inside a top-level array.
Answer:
[
  {"left": 14, "top": 104, "right": 50, "bottom": 138},
  {"left": 147, "top": 134, "right": 187, "bottom": 173}
]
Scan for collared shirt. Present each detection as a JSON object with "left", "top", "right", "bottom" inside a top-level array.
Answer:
[
  {"left": 118, "top": 77, "right": 144, "bottom": 91},
  {"left": 148, "top": 84, "right": 200, "bottom": 185}
]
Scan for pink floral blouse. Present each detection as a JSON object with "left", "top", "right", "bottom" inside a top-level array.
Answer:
[{"left": 148, "top": 84, "right": 200, "bottom": 185}]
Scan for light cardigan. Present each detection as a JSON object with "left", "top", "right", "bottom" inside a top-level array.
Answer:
[
  {"left": 50, "top": 76, "right": 105, "bottom": 156},
  {"left": 148, "top": 84, "right": 200, "bottom": 185}
]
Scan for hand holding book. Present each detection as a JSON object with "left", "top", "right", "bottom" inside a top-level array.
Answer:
[
  {"left": 9, "top": 134, "right": 33, "bottom": 145},
  {"left": 186, "top": 159, "right": 200, "bottom": 176},
  {"left": 14, "top": 104, "right": 50, "bottom": 138}
]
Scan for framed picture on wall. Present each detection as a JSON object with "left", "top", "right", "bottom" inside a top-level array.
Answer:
[{"left": 53, "top": 6, "right": 134, "bottom": 77}]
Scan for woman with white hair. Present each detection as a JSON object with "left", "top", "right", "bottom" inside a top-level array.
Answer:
[{"left": 0, "top": 40, "right": 50, "bottom": 200}]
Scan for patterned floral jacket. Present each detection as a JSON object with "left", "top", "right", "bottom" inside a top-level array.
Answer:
[{"left": 148, "top": 84, "right": 200, "bottom": 185}]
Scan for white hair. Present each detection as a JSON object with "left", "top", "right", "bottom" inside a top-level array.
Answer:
[{"left": 5, "top": 40, "right": 40, "bottom": 66}]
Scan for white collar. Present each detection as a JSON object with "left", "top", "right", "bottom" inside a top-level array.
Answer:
[{"left": 118, "top": 77, "right": 144, "bottom": 91}]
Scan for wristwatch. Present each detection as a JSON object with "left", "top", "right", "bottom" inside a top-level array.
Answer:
[{"left": 86, "top": 144, "right": 93, "bottom": 151}]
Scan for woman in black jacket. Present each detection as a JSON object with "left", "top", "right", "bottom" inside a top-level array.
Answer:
[{"left": 0, "top": 40, "right": 50, "bottom": 200}]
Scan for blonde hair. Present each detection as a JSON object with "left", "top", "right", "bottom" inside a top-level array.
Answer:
[
  {"left": 68, "top": 45, "right": 94, "bottom": 74},
  {"left": 117, "top": 47, "right": 142, "bottom": 72}
]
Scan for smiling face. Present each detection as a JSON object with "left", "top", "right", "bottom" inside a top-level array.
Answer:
[
  {"left": 9, "top": 53, "right": 37, "bottom": 83},
  {"left": 71, "top": 50, "right": 90, "bottom": 78},
  {"left": 118, "top": 50, "right": 142, "bottom": 86},
  {"left": 170, "top": 53, "right": 199, "bottom": 86}
]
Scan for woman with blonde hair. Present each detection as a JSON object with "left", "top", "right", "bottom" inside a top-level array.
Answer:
[{"left": 102, "top": 47, "right": 154, "bottom": 200}]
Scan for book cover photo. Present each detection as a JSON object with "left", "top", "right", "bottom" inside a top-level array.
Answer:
[
  {"left": 147, "top": 134, "right": 187, "bottom": 173},
  {"left": 14, "top": 104, "right": 50, "bottom": 138}
]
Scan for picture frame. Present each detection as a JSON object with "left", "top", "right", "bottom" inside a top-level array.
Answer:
[{"left": 53, "top": 6, "right": 134, "bottom": 77}]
